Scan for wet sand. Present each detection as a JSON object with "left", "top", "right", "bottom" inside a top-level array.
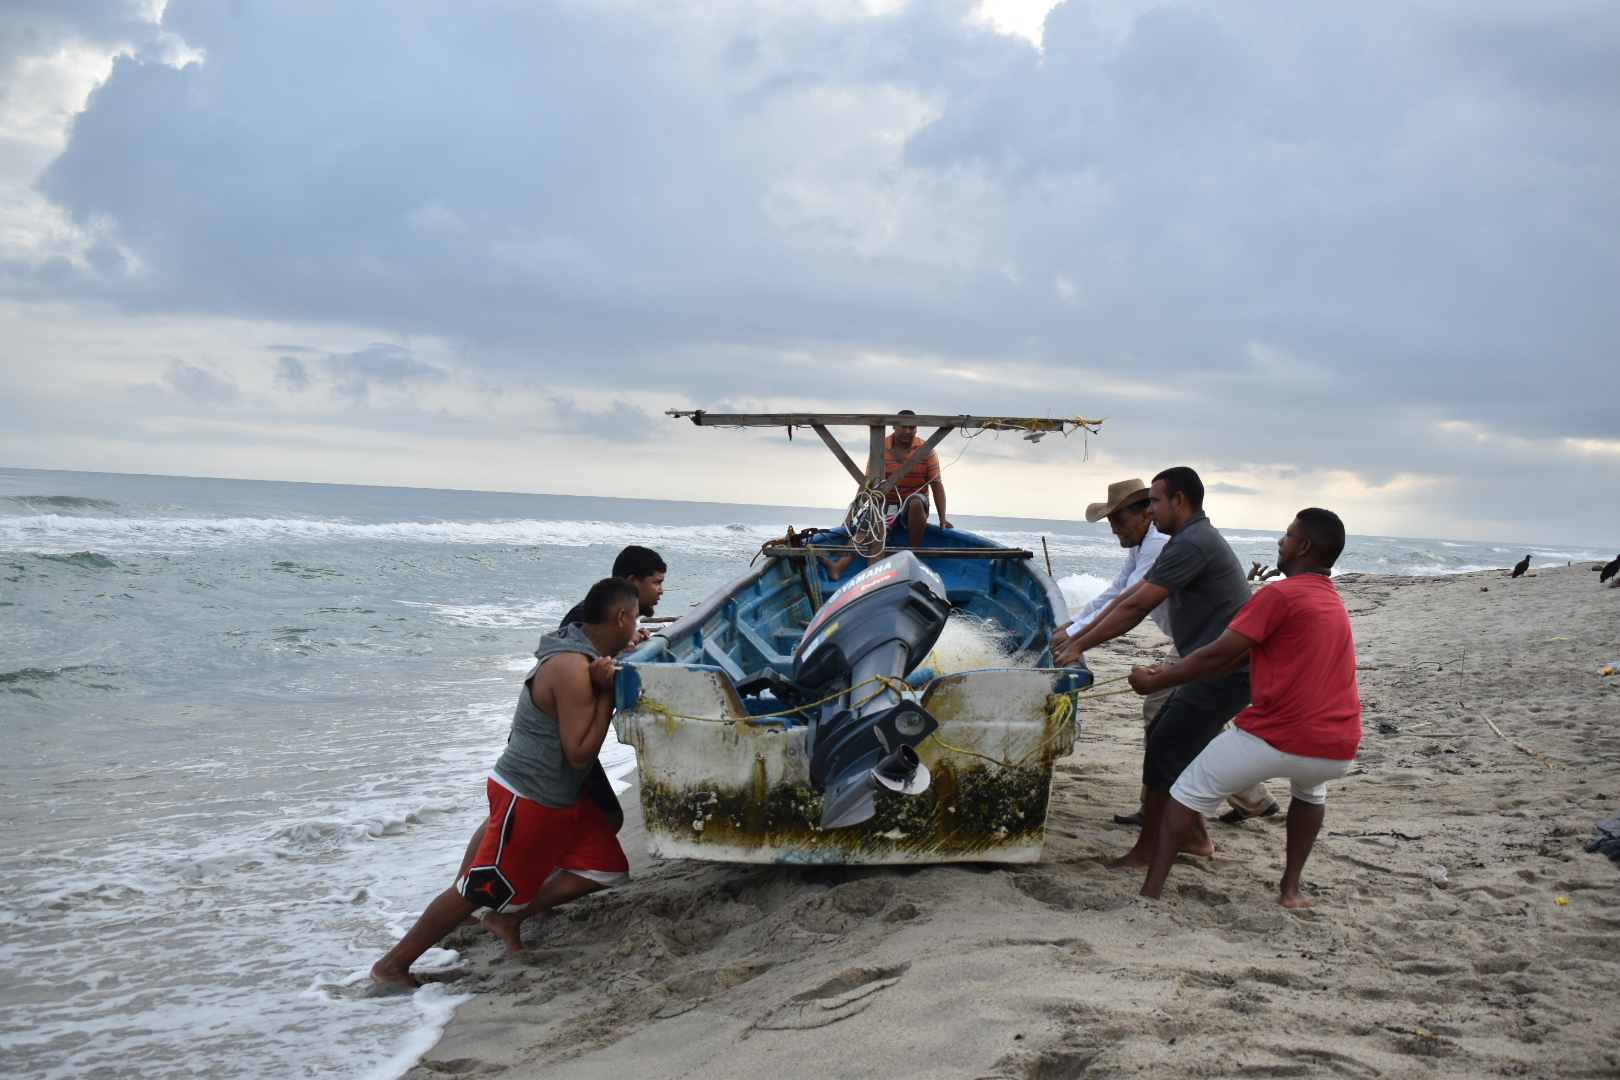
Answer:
[{"left": 400, "top": 563, "right": 1620, "bottom": 1079}]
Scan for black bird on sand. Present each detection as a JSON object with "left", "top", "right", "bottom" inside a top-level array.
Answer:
[
  {"left": 1602, "top": 555, "right": 1620, "bottom": 584},
  {"left": 1511, "top": 555, "right": 1531, "bottom": 578}
]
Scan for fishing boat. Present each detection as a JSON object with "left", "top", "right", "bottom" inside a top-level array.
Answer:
[{"left": 612, "top": 411, "right": 1103, "bottom": 865}]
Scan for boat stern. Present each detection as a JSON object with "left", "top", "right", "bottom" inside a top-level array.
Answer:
[{"left": 614, "top": 662, "right": 1086, "bottom": 865}]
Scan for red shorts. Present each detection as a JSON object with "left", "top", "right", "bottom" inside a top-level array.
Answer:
[{"left": 458, "top": 776, "right": 629, "bottom": 912}]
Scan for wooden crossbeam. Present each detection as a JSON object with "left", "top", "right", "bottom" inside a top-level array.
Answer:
[
  {"left": 761, "top": 546, "right": 1033, "bottom": 560},
  {"left": 811, "top": 424, "right": 865, "bottom": 485},
  {"left": 668, "top": 411, "right": 1089, "bottom": 432}
]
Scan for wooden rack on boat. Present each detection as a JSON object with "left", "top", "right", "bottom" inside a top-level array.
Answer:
[
  {"left": 759, "top": 545, "right": 1032, "bottom": 560},
  {"left": 666, "top": 410, "right": 1102, "bottom": 494}
]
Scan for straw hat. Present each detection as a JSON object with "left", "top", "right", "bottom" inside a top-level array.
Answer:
[{"left": 1085, "top": 478, "right": 1150, "bottom": 523}]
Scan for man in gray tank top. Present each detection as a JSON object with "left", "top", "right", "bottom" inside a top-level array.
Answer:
[
  {"left": 370, "top": 578, "right": 642, "bottom": 988},
  {"left": 449, "top": 545, "right": 667, "bottom": 875}
]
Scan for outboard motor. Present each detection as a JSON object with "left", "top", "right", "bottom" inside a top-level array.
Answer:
[{"left": 792, "top": 551, "right": 952, "bottom": 829}]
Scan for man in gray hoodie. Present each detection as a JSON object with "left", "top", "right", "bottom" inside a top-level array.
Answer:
[{"left": 370, "top": 578, "right": 641, "bottom": 987}]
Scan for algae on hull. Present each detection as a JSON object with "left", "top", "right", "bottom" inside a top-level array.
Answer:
[
  {"left": 620, "top": 666, "right": 1079, "bottom": 865},
  {"left": 638, "top": 756, "right": 1061, "bottom": 864}
]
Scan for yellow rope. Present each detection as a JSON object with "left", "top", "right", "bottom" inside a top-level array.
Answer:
[
  {"left": 1085, "top": 673, "right": 1132, "bottom": 687},
  {"left": 926, "top": 680, "right": 1139, "bottom": 768},
  {"left": 927, "top": 735, "right": 1018, "bottom": 767},
  {"left": 637, "top": 672, "right": 908, "bottom": 726},
  {"left": 634, "top": 664, "right": 1141, "bottom": 776},
  {"left": 636, "top": 669, "right": 1136, "bottom": 727}
]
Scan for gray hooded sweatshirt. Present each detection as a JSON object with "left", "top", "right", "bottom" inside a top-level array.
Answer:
[{"left": 492, "top": 624, "right": 602, "bottom": 808}]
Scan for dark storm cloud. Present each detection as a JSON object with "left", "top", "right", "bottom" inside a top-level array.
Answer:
[
  {"left": 323, "top": 344, "right": 446, "bottom": 401},
  {"left": 161, "top": 360, "right": 236, "bottom": 402},
  {"left": 6, "top": 0, "right": 1619, "bottom": 511},
  {"left": 549, "top": 398, "right": 655, "bottom": 442},
  {"left": 273, "top": 355, "right": 309, "bottom": 391}
]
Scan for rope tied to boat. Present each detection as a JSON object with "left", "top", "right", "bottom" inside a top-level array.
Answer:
[
  {"left": 636, "top": 668, "right": 1131, "bottom": 727},
  {"left": 633, "top": 669, "right": 1140, "bottom": 772},
  {"left": 635, "top": 672, "right": 911, "bottom": 728},
  {"left": 924, "top": 678, "right": 1132, "bottom": 769},
  {"left": 955, "top": 413, "right": 1108, "bottom": 460}
]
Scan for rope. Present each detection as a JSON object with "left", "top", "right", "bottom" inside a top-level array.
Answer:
[
  {"left": 638, "top": 668, "right": 1136, "bottom": 724},
  {"left": 954, "top": 414, "right": 1108, "bottom": 461},
  {"left": 637, "top": 671, "right": 910, "bottom": 726},
  {"left": 634, "top": 667, "right": 1141, "bottom": 771},
  {"left": 848, "top": 484, "right": 887, "bottom": 558}
]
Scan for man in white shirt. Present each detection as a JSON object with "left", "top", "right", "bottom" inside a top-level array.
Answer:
[
  {"left": 1054, "top": 479, "right": 1172, "bottom": 647},
  {"left": 1053, "top": 478, "right": 1275, "bottom": 827}
]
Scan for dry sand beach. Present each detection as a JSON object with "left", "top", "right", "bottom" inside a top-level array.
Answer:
[{"left": 400, "top": 563, "right": 1620, "bottom": 1080}]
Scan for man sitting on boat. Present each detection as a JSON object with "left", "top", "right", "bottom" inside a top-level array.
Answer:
[
  {"left": 824, "top": 410, "right": 953, "bottom": 579},
  {"left": 370, "top": 578, "right": 641, "bottom": 986},
  {"left": 1054, "top": 479, "right": 1274, "bottom": 828}
]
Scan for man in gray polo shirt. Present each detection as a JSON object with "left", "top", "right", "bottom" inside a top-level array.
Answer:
[{"left": 1057, "top": 466, "right": 1257, "bottom": 870}]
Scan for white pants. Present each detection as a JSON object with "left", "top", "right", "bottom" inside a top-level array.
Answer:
[
  {"left": 1170, "top": 727, "right": 1352, "bottom": 816},
  {"left": 1144, "top": 648, "right": 1273, "bottom": 817}
]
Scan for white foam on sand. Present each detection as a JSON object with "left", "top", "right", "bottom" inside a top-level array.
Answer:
[
  {"left": 349, "top": 984, "right": 475, "bottom": 1080},
  {"left": 0, "top": 695, "right": 515, "bottom": 1080}
]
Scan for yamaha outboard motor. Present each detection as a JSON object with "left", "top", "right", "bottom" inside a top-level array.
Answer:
[{"left": 793, "top": 551, "right": 952, "bottom": 829}]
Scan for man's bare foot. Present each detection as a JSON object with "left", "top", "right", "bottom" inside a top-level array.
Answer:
[
  {"left": 480, "top": 910, "right": 528, "bottom": 953},
  {"left": 1181, "top": 834, "right": 1216, "bottom": 857},
  {"left": 1279, "top": 886, "right": 1316, "bottom": 908},
  {"left": 1108, "top": 848, "right": 1152, "bottom": 871},
  {"left": 370, "top": 958, "right": 421, "bottom": 989}
]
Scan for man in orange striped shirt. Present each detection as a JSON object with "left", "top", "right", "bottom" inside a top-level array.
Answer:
[
  {"left": 879, "top": 411, "right": 952, "bottom": 548},
  {"left": 823, "top": 412, "right": 955, "bottom": 579}
]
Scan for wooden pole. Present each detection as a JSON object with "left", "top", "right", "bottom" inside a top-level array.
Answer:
[
  {"left": 811, "top": 424, "right": 866, "bottom": 485},
  {"left": 874, "top": 426, "right": 955, "bottom": 499},
  {"left": 1041, "top": 536, "right": 1053, "bottom": 577}
]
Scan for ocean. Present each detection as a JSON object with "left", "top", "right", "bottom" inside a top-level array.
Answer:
[{"left": 0, "top": 467, "right": 1602, "bottom": 1079}]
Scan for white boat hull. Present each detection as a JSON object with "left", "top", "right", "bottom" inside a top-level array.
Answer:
[{"left": 615, "top": 663, "right": 1078, "bottom": 865}]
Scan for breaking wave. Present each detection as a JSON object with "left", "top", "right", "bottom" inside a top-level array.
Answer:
[{"left": 0, "top": 513, "right": 786, "bottom": 556}]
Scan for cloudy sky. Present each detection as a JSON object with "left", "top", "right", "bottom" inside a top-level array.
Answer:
[{"left": 1, "top": 0, "right": 1615, "bottom": 544}]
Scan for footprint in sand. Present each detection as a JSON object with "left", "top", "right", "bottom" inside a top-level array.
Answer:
[{"left": 753, "top": 964, "right": 910, "bottom": 1030}]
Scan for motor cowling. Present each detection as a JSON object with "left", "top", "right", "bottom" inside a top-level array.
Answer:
[{"left": 792, "top": 551, "right": 952, "bottom": 829}]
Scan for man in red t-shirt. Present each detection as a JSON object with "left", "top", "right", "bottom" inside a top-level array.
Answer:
[{"left": 1126, "top": 508, "right": 1361, "bottom": 907}]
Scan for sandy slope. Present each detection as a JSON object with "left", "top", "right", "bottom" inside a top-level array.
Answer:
[{"left": 399, "top": 564, "right": 1620, "bottom": 1080}]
